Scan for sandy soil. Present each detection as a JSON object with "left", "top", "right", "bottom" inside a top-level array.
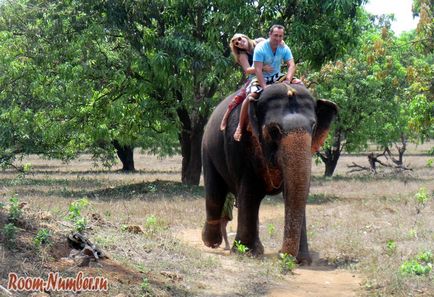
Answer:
[{"left": 178, "top": 205, "right": 362, "bottom": 297}]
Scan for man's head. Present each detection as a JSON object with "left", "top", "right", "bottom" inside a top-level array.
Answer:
[{"left": 269, "top": 24, "right": 284, "bottom": 48}]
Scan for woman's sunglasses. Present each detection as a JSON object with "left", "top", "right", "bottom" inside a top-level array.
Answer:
[{"left": 233, "top": 36, "right": 242, "bottom": 47}]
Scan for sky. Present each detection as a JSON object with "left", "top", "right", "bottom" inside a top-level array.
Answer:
[{"left": 364, "top": 0, "right": 419, "bottom": 35}]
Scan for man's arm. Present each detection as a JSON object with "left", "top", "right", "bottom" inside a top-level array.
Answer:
[
  {"left": 254, "top": 61, "right": 267, "bottom": 89},
  {"left": 285, "top": 59, "right": 296, "bottom": 82}
]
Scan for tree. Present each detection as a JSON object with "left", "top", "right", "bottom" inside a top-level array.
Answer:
[
  {"left": 104, "top": 0, "right": 368, "bottom": 184},
  {"left": 310, "top": 14, "right": 433, "bottom": 176},
  {"left": 0, "top": 0, "right": 179, "bottom": 171},
  {"left": 0, "top": 0, "right": 368, "bottom": 184}
]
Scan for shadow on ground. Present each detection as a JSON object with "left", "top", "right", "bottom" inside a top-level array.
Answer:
[{"left": 88, "top": 180, "right": 204, "bottom": 201}]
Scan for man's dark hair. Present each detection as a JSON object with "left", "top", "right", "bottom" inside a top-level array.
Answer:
[{"left": 269, "top": 24, "right": 285, "bottom": 34}]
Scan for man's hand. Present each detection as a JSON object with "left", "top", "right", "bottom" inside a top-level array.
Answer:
[
  {"left": 254, "top": 61, "right": 267, "bottom": 89},
  {"left": 263, "top": 64, "right": 273, "bottom": 73}
]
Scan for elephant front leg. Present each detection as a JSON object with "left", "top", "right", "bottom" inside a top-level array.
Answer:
[
  {"left": 296, "top": 213, "right": 312, "bottom": 265},
  {"left": 232, "top": 181, "right": 264, "bottom": 256}
]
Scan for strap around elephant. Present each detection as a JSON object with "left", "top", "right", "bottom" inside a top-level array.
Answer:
[{"left": 206, "top": 219, "right": 221, "bottom": 225}]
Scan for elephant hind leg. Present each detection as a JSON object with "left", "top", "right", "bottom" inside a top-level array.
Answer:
[{"left": 202, "top": 157, "right": 228, "bottom": 249}]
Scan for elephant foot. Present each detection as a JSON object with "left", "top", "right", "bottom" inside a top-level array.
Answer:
[
  {"left": 202, "top": 221, "right": 222, "bottom": 249},
  {"left": 278, "top": 248, "right": 312, "bottom": 266},
  {"left": 296, "top": 251, "right": 312, "bottom": 266}
]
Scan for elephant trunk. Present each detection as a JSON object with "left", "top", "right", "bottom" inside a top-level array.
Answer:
[{"left": 277, "top": 130, "right": 312, "bottom": 257}]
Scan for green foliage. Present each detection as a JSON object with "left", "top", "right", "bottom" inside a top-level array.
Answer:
[
  {"left": 143, "top": 215, "right": 166, "bottom": 234},
  {"left": 426, "top": 158, "right": 433, "bottom": 167},
  {"left": 145, "top": 215, "right": 157, "bottom": 227},
  {"left": 386, "top": 240, "right": 397, "bottom": 255},
  {"left": 400, "top": 251, "right": 433, "bottom": 276},
  {"left": 34, "top": 228, "right": 52, "bottom": 248},
  {"left": 267, "top": 223, "right": 276, "bottom": 237},
  {"left": 234, "top": 240, "right": 249, "bottom": 254},
  {"left": 67, "top": 198, "right": 89, "bottom": 221},
  {"left": 279, "top": 253, "right": 297, "bottom": 274},
  {"left": 74, "top": 217, "right": 88, "bottom": 233},
  {"left": 310, "top": 12, "right": 433, "bottom": 176},
  {"left": 415, "top": 187, "right": 430, "bottom": 205},
  {"left": 66, "top": 198, "right": 89, "bottom": 232},
  {"left": 2, "top": 223, "right": 17, "bottom": 246},
  {"left": 0, "top": 0, "right": 367, "bottom": 182},
  {"left": 140, "top": 276, "right": 153, "bottom": 296},
  {"left": 417, "top": 251, "right": 433, "bottom": 263},
  {"left": 8, "top": 196, "right": 22, "bottom": 223},
  {"left": 22, "top": 163, "right": 32, "bottom": 173}
]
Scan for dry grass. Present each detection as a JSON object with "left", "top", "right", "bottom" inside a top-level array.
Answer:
[{"left": 0, "top": 142, "right": 433, "bottom": 296}]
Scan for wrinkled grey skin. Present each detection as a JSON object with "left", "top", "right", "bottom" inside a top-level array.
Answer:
[{"left": 202, "top": 83, "right": 337, "bottom": 262}]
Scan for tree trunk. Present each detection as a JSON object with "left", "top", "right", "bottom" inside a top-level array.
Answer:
[
  {"left": 318, "top": 130, "right": 343, "bottom": 177},
  {"left": 112, "top": 140, "right": 135, "bottom": 172},
  {"left": 323, "top": 148, "right": 340, "bottom": 177},
  {"left": 177, "top": 106, "right": 207, "bottom": 185}
]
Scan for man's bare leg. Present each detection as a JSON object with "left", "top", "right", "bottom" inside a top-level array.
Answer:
[{"left": 221, "top": 219, "right": 230, "bottom": 250}]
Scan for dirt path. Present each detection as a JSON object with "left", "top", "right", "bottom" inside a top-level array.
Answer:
[{"left": 178, "top": 207, "right": 362, "bottom": 296}]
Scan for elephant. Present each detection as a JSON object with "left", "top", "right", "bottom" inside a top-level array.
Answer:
[{"left": 201, "top": 82, "right": 337, "bottom": 263}]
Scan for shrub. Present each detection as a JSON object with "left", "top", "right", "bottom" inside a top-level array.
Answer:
[
  {"left": 34, "top": 228, "right": 51, "bottom": 247},
  {"left": 400, "top": 251, "right": 433, "bottom": 276},
  {"left": 66, "top": 198, "right": 89, "bottom": 232},
  {"left": 279, "top": 253, "right": 297, "bottom": 274},
  {"left": 234, "top": 240, "right": 249, "bottom": 254},
  {"left": 3, "top": 223, "right": 18, "bottom": 246},
  {"left": 8, "top": 196, "right": 22, "bottom": 223}
]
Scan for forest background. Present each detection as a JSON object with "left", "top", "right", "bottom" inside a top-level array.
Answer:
[{"left": 0, "top": 0, "right": 432, "bottom": 184}]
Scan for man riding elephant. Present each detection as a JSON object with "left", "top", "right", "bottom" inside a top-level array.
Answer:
[{"left": 233, "top": 24, "right": 302, "bottom": 141}]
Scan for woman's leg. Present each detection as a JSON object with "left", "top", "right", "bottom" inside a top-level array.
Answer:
[
  {"left": 220, "top": 82, "right": 249, "bottom": 131},
  {"left": 233, "top": 94, "right": 257, "bottom": 141}
]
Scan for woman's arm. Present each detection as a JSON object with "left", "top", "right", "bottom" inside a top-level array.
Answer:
[{"left": 238, "top": 53, "right": 255, "bottom": 75}]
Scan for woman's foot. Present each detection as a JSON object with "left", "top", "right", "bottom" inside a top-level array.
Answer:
[{"left": 233, "top": 126, "right": 242, "bottom": 141}]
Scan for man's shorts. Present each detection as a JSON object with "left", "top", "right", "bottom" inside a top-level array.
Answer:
[{"left": 246, "top": 73, "right": 287, "bottom": 95}]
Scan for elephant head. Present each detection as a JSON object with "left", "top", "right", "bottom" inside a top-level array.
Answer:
[{"left": 248, "top": 83, "right": 337, "bottom": 257}]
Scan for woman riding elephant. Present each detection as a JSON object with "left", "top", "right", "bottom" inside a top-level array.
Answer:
[{"left": 219, "top": 33, "right": 273, "bottom": 131}]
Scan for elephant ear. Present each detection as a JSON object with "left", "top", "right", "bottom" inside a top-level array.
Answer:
[
  {"left": 248, "top": 100, "right": 261, "bottom": 138},
  {"left": 311, "top": 99, "right": 338, "bottom": 153}
]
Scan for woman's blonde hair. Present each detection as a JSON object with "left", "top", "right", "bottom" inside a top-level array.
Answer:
[{"left": 229, "top": 33, "right": 257, "bottom": 64}]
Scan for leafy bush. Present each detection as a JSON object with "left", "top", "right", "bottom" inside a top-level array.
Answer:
[
  {"left": 234, "top": 240, "right": 249, "bottom": 254},
  {"left": 400, "top": 251, "right": 433, "bottom": 276},
  {"left": 3, "top": 223, "right": 18, "bottom": 246},
  {"left": 386, "top": 240, "right": 397, "bottom": 255},
  {"left": 279, "top": 253, "right": 297, "bottom": 274},
  {"left": 8, "top": 196, "right": 22, "bottom": 223},
  {"left": 415, "top": 187, "right": 430, "bottom": 205},
  {"left": 34, "top": 228, "right": 51, "bottom": 247},
  {"left": 66, "top": 198, "right": 89, "bottom": 232}
]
